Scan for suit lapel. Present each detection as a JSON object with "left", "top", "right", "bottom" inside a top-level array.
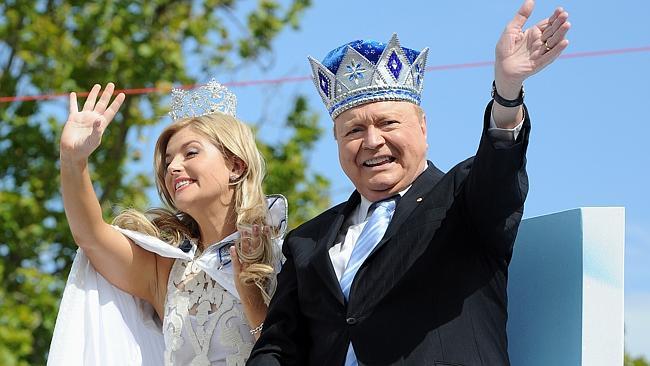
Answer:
[
  {"left": 369, "top": 162, "right": 445, "bottom": 256},
  {"left": 348, "top": 162, "right": 450, "bottom": 310},
  {"left": 310, "top": 191, "right": 361, "bottom": 305}
]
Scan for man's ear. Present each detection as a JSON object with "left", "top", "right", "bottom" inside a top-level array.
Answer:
[
  {"left": 416, "top": 104, "right": 427, "bottom": 139},
  {"left": 421, "top": 112, "right": 427, "bottom": 139}
]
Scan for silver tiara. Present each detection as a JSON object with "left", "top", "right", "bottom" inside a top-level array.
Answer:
[{"left": 168, "top": 79, "right": 237, "bottom": 121}]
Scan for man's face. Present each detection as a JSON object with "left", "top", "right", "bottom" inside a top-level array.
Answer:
[{"left": 334, "top": 101, "right": 428, "bottom": 202}]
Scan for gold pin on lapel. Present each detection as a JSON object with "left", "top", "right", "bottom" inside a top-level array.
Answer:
[{"left": 416, "top": 197, "right": 423, "bottom": 202}]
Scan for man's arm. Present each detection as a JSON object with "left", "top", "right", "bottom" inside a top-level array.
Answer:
[
  {"left": 493, "top": 0, "right": 570, "bottom": 128},
  {"left": 458, "top": 0, "right": 571, "bottom": 257},
  {"left": 248, "top": 232, "right": 309, "bottom": 366},
  {"left": 458, "top": 101, "right": 530, "bottom": 259}
]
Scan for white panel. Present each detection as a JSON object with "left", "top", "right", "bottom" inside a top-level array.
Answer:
[{"left": 581, "top": 207, "right": 625, "bottom": 366}]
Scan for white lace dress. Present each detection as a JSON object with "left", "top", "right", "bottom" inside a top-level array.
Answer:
[
  {"left": 48, "top": 195, "right": 287, "bottom": 366},
  {"left": 163, "top": 237, "right": 255, "bottom": 366}
]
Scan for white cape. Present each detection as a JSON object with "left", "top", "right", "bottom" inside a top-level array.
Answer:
[{"left": 47, "top": 195, "right": 287, "bottom": 366}]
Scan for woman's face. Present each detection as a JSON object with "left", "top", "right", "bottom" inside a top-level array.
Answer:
[{"left": 163, "top": 126, "right": 237, "bottom": 214}]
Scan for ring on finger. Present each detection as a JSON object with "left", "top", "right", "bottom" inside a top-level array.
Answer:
[{"left": 544, "top": 40, "right": 551, "bottom": 52}]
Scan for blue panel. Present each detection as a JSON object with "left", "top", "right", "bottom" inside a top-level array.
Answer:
[{"left": 507, "top": 209, "right": 583, "bottom": 366}]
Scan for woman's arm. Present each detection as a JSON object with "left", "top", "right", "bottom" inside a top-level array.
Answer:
[{"left": 60, "top": 83, "right": 169, "bottom": 316}]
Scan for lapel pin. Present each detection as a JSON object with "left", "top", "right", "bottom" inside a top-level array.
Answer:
[{"left": 416, "top": 197, "right": 423, "bottom": 202}]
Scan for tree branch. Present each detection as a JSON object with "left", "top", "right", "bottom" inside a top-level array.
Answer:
[{"left": 0, "top": 4, "right": 24, "bottom": 88}]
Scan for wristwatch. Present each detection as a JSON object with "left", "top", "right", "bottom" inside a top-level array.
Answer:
[{"left": 491, "top": 80, "right": 524, "bottom": 108}]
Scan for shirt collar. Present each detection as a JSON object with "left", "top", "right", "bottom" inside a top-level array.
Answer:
[
  {"left": 358, "top": 185, "right": 410, "bottom": 222},
  {"left": 357, "top": 162, "right": 428, "bottom": 221}
]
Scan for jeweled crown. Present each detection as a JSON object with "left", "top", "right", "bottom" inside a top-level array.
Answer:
[
  {"left": 169, "top": 79, "right": 237, "bottom": 121},
  {"left": 308, "top": 33, "right": 429, "bottom": 119}
]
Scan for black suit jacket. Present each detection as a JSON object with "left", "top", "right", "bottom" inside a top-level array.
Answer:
[{"left": 249, "top": 102, "right": 530, "bottom": 366}]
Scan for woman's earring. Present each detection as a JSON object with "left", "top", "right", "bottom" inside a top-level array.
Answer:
[{"left": 229, "top": 174, "right": 240, "bottom": 183}]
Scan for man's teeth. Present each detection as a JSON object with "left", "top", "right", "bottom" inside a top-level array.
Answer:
[
  {"left": 364, "top": 157, "right": 392, "bottom": 166},
  {"left": 175, "top": 180, "right": 192, "bottom": 190}
]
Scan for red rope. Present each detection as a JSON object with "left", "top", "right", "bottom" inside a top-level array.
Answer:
[{"left": 1, "top": 46, "right": 648, "bottom": 104}]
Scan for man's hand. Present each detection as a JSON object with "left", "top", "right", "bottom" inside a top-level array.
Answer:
[
  {"left": 492, "top": 0, "right": 570, "bottom": 128},
  {"left": 495, "top": 0, "right": 571, "bottom": 98}
]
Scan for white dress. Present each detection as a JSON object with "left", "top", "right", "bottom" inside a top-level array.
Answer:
[
  {"left": 163, "top": 234, "right": 255, "bottom": 366},
  {"left": 47, "top": 195, "right": 287, "bottom": 366}
]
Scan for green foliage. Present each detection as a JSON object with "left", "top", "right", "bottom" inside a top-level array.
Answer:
[
  {"left": 626, "top": 352, "right": 650, "bottom": 366},
  {"left": 0, "top": 0, "right": 321, "bottom": 364},
  {"left": 260, "top": 95, "right": 330, "bottom": 226}
]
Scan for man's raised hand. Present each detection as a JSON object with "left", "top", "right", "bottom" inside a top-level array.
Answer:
[{"left": 495, "top": 0, "right": 571, "bottom": 92}]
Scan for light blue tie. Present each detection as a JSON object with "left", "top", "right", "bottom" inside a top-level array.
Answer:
[{"left": 340, "top": 197, "right": 397, "bottom": 366}]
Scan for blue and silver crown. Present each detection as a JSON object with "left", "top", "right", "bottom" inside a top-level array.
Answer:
[{"left": 308, "top": 33, "right": 429, "bottom": 119}]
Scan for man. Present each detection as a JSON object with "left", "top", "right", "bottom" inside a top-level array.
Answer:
[{"left": 249, "top": 1, "right": 570, "bottom": 365}]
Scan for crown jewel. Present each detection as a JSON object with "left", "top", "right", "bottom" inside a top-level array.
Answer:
[
  {"left": 169, "top": 79, "right": 237, "bottom": 121},
  {"left": 308, "top": 33, "right": 429, "bottom": 119}
]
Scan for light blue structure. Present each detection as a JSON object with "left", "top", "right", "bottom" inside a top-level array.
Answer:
[{"left": 507, "top": 207, "right": 625, "bottom": 366}]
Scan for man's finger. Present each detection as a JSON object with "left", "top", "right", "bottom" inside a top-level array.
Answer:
[
  {"left": 545, "top": 21, "right": 571, "bottom": 49},
  {"left": 547, "top": 7, "right": 564, "bottom": 26},
  {"left": 541, "top": 10, "right": 569, "bottom": 42},
  {"left": 508, "top": 0, "right": 535, "bottom": 30},
  {"left": 538, "top": 39, "right": 570, "bottom": 69}
]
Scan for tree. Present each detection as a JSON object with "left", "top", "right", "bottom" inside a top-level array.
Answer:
[
  {"left": 261, "top": 95, "right": 330, "bottom": 224},
  {"left": 0, "top": 1, "right": 326, "bottom": 365},
  {"left": 626, "top": 352, "right": 650, "bottom": 366}
]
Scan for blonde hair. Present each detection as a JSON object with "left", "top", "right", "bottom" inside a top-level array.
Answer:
[{"left": 113, "top": 113, "right": 276, "bottom": 301}]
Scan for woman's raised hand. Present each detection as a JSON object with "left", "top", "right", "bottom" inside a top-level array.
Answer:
[{"left": 60, "top": 83, "right": 125, "bottom": 161}]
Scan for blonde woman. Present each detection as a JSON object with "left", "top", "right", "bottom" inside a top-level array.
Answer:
[{"left": 48, "top": 81, "right": 287, "bottom": 366}]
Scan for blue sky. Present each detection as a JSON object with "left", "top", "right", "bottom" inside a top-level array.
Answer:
[
  {"left": 101, "top": 0, "right": 650, "bottom": 359},
  {"left": 218, "top": 0, "right": 650, "bottom": 357}
]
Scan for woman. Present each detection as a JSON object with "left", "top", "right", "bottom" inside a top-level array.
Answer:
[{"left": 48, "top": 80, "right": 286, "bottom": 365}]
